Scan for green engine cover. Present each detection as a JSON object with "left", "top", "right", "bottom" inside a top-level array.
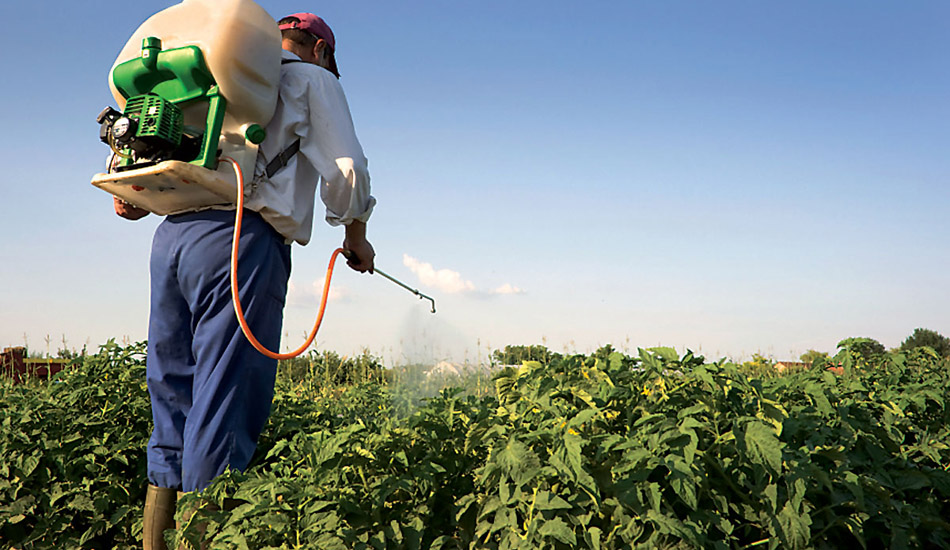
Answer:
[
  {"left": 111, "top": 37, "right": 226, "bottom": 170},
  {"left": 124, "top": 93, "right": 183, "bottom": 148}
]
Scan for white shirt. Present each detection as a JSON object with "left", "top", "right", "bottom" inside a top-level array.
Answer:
[{"left": 246, "top": 50, "right": 375, "bottom": 245}]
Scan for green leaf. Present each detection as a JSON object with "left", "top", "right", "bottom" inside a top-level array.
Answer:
[
  {"left": 608, "top": 352, "right": 625, "bottom": 371},
  {"left": 757, "top": 399, "right": 788, "bottom": 435},
  {"left": 585, "top": 526, "right": 603, "bottom": 550},
  {"left": 633, "top": 413, "right": 667, "bottom": 429},
  {"left": 805, "top": 382, "right": 834, "bottom": 416},
  {"left": 646, "top": 482, "right": 662, "bottom": 513},
  {"left": 668, "top": 458, "right": 698, "bottom": 510},
  {"left": 499, "top": 481, "right": 512, "bottom": 504},
  {"left": 79, "top": 523, "right": 103, "bottom": 546},
  {"left": 645, "top": 509, "right": 692, "bottom": 541},
  {"left": 519, "top": 361, "right": 542, "bottom": 375},
  {"left": 763, "top": 483, "right": 777, "bottom": 514},
  {"left": 893, "top": 470, "right": 930, "bottom": 491},
  {"left": 570, "top": 387, "right": 597, "bottom": 408},
  {"left": 110, "top": 504, "right": 131, "bottom": 525},
  {"left": 19, "top": 453, "right": 40, "bottom": 478},
  {"left": 689, "top": 364, "right": 714, "bottom": 387},
  {"left": 490, "top": 508, "right": 517, "bottom": 536},
  {"left": 568, "top": 408, "right": 599, "bottom": 429},
  {"left": 677, "top": 417, "right": 702, "bottom": 466},
  {"left": 456, "top": 493, "right": 478, "bottom": 519},
  {"left": 538, "top": 516, "right": 576, "bottom": 546},
  {"left": 534, "top": 491, "right": 572, "bottom": 512},
  {"left": 8, "top": 514, "right": 26, "bottom": 524},
  {"left": 738, "top": 421, "right": 783, "bottom": 473},
  {"left": 491, "top": 437, "right": 541, "bottom": 487},
  {"left": 646, "top": 347, "right": 679, "bottom": 363},
  {"left": 773, "top": 501, "right": 811, "bottom": 549}
]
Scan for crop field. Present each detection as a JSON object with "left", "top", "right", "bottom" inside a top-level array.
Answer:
[{"left": 1, "top": 340, "right": 949, "bottom": 549}]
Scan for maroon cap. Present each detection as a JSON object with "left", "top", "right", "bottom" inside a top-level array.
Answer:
[
  {"left": 279, "top": 13, "right": 336, "bottom": 51},
  {"left": 279, "top": 13, "right": 339, "bottom": 77}
]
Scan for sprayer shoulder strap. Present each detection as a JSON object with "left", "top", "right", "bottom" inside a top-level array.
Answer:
[
  {"left": 264, "top": 138, "right": 301, "bottom": 178},
  {"left": 262, "top": 59, "right": 310, "bottom": 178}
]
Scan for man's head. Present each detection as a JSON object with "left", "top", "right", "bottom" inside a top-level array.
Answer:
[{"left": 278, "top": 13, "right": 340, "bottom": 78}]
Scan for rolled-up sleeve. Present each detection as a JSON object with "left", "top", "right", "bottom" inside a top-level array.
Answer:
[{"left": 301, "top": 71, "right": 376, "bottom": 226}]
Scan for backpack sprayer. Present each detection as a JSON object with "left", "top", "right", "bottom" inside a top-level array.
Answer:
[
  {"left": 93, "top": 0, "right": 435, "bottom": 360},
  {"left": 92, "top": 0, "right": 279, "bottom": 214}
]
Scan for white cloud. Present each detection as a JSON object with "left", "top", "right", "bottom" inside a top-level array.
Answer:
[
  {"left": 323, "top": 283, "right": 350, "bottom": 302},
  {"left": 491, "top": 283, "right": 525, "bottom": 295},
  {"left": 402, "top": 255, "right": 524, "bottom": 296},
  {"left": 403, "top": 255, "right": 476, "bottom": 294},
  {"left": 286, "top": 280, "right": 349, "bottom": 307}
]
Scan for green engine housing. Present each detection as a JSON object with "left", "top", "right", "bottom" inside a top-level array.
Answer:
[
  {"left": 118, "top": 93, "right": 183, "bottom": 155},
  {"left": 108, "top": 36, "right": 226, "bottom": 170}
]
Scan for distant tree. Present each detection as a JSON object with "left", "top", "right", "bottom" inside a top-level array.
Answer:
[
  {"left": 799, "top": 349, "right": 829, "bottom": 365},
  {"left": 491, "top": 345, "right": 560, "bottom": 365},
  {"left": 836, "top": 337, "right": 886, "bottom": 362},
  {"left": 593, "top": 344, "right": 617, "bottom": 362},
  {"left": 899, "top": 328, "right": 950, "bottom": 358},
  {"left": 739, "top": 353, "right": 775, "bottom": 378}
]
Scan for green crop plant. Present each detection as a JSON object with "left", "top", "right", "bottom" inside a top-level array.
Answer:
[
  {"left": 2, "top": 340, "right": 949, "bottom": 549},
  {"left": 0, "top": 341, "right": 150, "bottom": 548}
]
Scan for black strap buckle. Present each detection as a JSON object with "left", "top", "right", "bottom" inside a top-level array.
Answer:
[{"left": 264, "top": 138, "right": 301, "bottom": 179}]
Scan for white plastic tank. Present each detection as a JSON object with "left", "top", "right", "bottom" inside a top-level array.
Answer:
[
  {"left": 109, "top": 0, "right": 281, "bottom": 126},
  {"left": 108, "top": 0, "right": 281, "bottom": 181}
]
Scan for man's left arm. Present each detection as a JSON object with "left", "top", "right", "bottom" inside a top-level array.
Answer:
[{"left": 114, "top": 197, "right": 150, "bottom": 220}]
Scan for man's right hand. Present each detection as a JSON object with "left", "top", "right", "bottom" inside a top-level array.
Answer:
[
  {"left": 343, "top": 220, "right": 375, "bottom": 273},
  {"left": 114, "top": 197, "right": 150, "bottom": 220}
]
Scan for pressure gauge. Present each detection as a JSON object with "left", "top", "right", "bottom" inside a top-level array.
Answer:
[{"left": 112, "top": 117, "right": 136, "bottom": 144}]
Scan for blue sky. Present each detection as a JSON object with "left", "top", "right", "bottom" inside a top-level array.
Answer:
[{"left": 1, "top": 1, "right": 947, "bottom": 363}]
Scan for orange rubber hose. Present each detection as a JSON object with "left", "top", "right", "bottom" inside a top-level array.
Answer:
[{"left": 221, "top": 156, "right": 342, "bottom": 360}]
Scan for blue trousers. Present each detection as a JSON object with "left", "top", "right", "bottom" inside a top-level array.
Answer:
[{"left": 146, "top": 209, "right": 290, "bottom": 492}]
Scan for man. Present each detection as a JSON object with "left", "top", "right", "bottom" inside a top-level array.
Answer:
[{"left": 118, "top": 13, "right": 376, "bottom": 549}]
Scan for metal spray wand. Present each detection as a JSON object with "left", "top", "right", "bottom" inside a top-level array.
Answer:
[{"left": 343, "top": 251, "right": 436, "bottom": 313}]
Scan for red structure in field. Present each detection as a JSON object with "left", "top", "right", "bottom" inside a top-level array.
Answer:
[{"left": 1, "top": 347, "right": 73, "bottom": 384}]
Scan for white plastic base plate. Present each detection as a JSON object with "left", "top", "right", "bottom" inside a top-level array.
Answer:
[{"left": 91, "top": 160, "right": 239, "bottom": 216}]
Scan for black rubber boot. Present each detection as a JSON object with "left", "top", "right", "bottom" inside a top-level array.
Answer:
[{"left": 143, "top": 484, "right": 177, "bottom": 550}]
